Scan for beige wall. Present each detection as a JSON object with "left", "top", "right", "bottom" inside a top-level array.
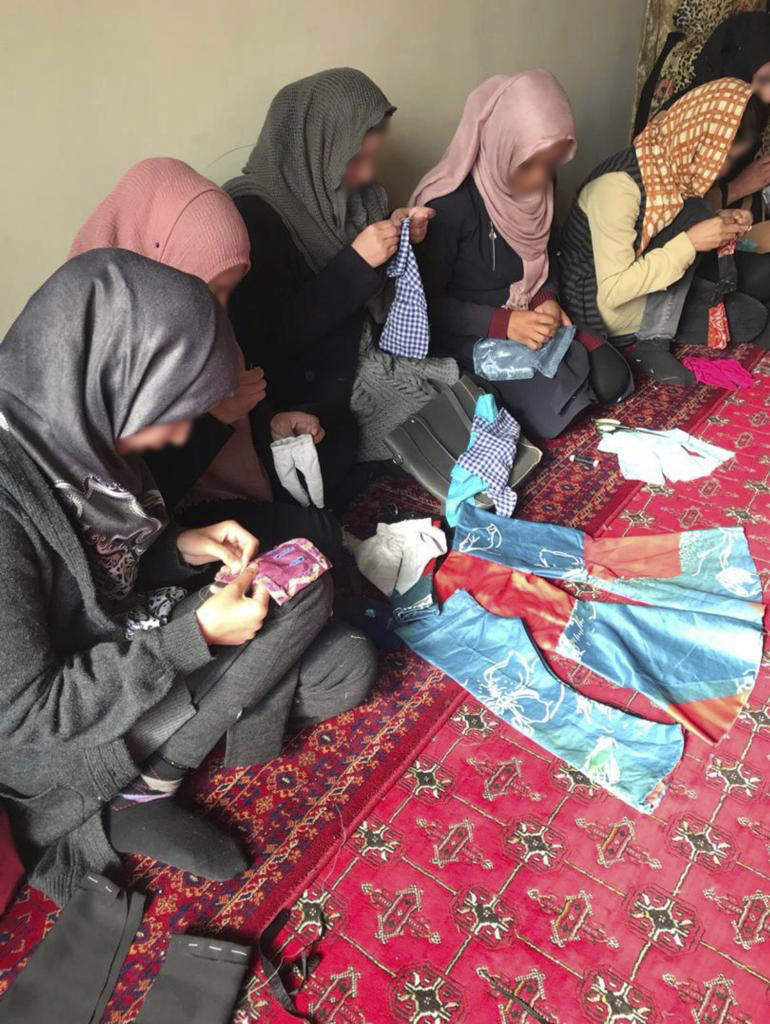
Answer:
[{"left": 0, "top": 0, "right": 645, "bottom": 333}]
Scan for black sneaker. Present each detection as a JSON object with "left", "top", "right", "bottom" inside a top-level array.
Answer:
[{"left": 630, "top": 338, "right": 696, "bottom": 386}]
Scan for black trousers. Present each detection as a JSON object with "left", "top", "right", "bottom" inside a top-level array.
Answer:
[{"left": 699, "top": 246, "right": 770, "bottom": 304}]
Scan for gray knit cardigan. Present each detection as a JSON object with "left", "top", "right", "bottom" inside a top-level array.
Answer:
[{"left": 0, "top": 433, "right": 211, "bottom": 905}]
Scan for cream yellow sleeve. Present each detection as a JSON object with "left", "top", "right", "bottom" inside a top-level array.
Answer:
[{"left": 579, "top": 172, "right": 697, "bottom": 336}]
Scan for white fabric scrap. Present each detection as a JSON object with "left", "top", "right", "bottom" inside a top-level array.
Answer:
[
  {"left": 271, "top": 433, "right": 324, "bottom": 508},
  {"left": 598, "top": 428, "right": 734, "bottom": 486},
  {"left": 344, "top": 518, "right": 447, "bottom": 596}
]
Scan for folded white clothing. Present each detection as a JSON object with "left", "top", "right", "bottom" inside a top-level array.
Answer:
[
  {"left": 345, "top": 518, "right": 447, "bottom": 596},
  {"left": 598, "top": 427, "right": 734, "bottom": 485},
  {"left": 270, "top": 433, "right": 324, "bottom": 509}
]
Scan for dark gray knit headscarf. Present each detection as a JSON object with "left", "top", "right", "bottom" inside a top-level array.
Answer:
[
  {"left": 224, "top": 67, "right": 395, "bottom": 273},
  {"left": 225, "top": 67, "right": 459, "bottom": 461},
  {"left": 0, "top": 248, "right": 239, "bottom": 602}
]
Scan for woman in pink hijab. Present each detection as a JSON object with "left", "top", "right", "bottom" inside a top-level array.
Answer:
[
  {"left": 412, "top": 71, "right": 632, "bottom": 438},
  {"left": 71, "top": 158, "right": 340, "bottom": 558}
]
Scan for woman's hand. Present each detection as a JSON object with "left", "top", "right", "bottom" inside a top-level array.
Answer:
[
  {"left": 270, "top": 411, "right": 326, "bottom": 444},
  {"left": 507, "top": 310, "right": 558, "bottom": 350},
  {"left": 726, "top": 157, "right": 770, "bottom": 204},
  {"left": 718, "top": 208, "right": 753, "bottom": 231},
  {"left": 195, "top": 567, "right": 270, "bottom": 646},
  {"left": 177, "top": 520, "right": 259, "bottom": 573},
  {"left": 209, "top": 366, "right": 267, "bottom": 424},
  {"left": 351, "top": 221, "right": 400, "bottom": 267},
  {"left": 390, "top": 205, "right": 436, "bottom": 244},
  {"left": 533, "top": 299, "right": 572, "bottom": 328},
  {"left": 686, "top": 215, "right": 746, "bottom": 252}
]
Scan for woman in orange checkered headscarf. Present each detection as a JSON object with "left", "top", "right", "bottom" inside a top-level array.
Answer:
[
  {"left": 634, "top": 77, "right": 754, "bottom": 253},
  {"left": 560, "top": 75, "right": 769, "bottom": 388}
]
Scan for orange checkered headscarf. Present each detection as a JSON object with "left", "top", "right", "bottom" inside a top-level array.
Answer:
[{"left": 633, "top": 77, "right": 753, "bottom": 253}]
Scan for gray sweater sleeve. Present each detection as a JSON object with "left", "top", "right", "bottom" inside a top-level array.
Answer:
[{"left": 0, "top": 510, "right": 212, "bottom": 753}]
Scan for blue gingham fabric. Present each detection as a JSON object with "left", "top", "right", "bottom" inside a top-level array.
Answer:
[
  {"left": 379, "top": 217, "right": 430, "bottom": 359},
  {"left": 446, "top": 394, "right": 520, "bottom": 523}
]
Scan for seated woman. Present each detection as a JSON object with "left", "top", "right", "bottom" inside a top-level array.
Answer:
[
  {"left": 225, "top": 67, "right": 458, "bottom": 483},
  {"left": 70, "top": 158, "right": 340, "bottom": 560},
  {"left": 560, "top": 79, "right": 769, "bottom": 387},
  {"left": 410, "top": 71, "right": 632, "bottom": 440},
  {"left": 665, "top": 11, "right": 770, "bottom": 302},
  {"left": 0, "top": 249, "right": 376, "bottom": 904}
]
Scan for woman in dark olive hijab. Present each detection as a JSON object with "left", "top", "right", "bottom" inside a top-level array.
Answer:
[{"left": 225, "top": 67, "right": 458, "bottom": 493}]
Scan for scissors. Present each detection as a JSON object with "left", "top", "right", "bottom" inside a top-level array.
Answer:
[{"left": 594, "top": 417, "right": 671, "bottom": 439}]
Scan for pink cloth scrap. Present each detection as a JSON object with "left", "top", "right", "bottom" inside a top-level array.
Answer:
[
  {"left": 214, "top": 538, "right": 331, "bottom": 605},
  {"left": 681, "top": 356, "right": 754, "bottom": 390}
]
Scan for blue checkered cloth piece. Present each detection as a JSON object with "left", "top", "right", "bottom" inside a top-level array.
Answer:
[
  {"left": 456, "top": 408, "right": 520, "bottom": 517},
  {"left": 379, "top": 217, "right": 430, "bottom": 359}
]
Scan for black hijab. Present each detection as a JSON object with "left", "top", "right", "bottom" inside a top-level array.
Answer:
[
  {"left": 692, "top": 11, "right": 770, "bottom": 88},
  {"left": 0, "top": 248, "right": 238, "bottom": 601}
]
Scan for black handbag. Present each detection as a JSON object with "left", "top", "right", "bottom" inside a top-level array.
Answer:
[{"left": 384, "top": 375, "right": 542, "bottom": 506}]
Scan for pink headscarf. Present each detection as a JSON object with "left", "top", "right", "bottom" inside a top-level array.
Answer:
[
  {"left": 71, "top": 157, "right": 251, "bottom": 282},
  {"left": 410, "top": 71, "right": 576, "bottom": 308},
  {"left": 71, "top": 158, "right": 271, "bottom": 506}
]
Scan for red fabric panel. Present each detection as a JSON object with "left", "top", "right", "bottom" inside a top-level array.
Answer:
[
  {"left": 667, "top": 691, "right": 749, "bottom": 745},
  {"left": 585, "top": 532, "right": 682, "bottom": 581},
  {"left": 435, "top": 551, "right": 574, "bottom": 652}
]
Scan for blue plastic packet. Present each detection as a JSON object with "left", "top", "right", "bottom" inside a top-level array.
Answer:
[{"left": 473, "top": 323, "right": 576, "bottom": 381}]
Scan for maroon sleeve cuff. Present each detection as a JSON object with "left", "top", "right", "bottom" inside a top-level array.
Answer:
[
  {"left": 488, "top": 307, "right": 510, "bottom": 340},
  {"left": 528, "top": 288, "right": 558, "bottom": 310}
]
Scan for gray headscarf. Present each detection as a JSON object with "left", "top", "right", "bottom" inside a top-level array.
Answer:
[
  {"left": 225, "top": 67, "right": 459, "bottom": 460},
  {"left": 0, "top": 248, "right": 239, "bottom": 603},
  {"left": 224, "top": 67, "right": 395, "bottom": 274}
]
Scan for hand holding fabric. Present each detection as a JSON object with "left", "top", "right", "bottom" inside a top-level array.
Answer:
[
  {"left": 209, "top": 366, "right": 267, "bottom": 424},
  {"left": 195, "top": 566, "right": 269, "bottom": 645},
  {"left": 177, "top": 520, "right": 260, "bottom": 573},
  {"left": 390, "top": 206, "right": 436, "bottom": 244},
  {"left": 687, "top": 216, "right": 745, "bottom": 251},
  {"left": 351, "top": 221, "right": 400, "bottom": 267},
  {"left": 270, "top": 411, "right": 325, "bottom": 444},
  {"left": 718, "top": 208, "right": 752, "bottom": 231},
  {"left": 506, "top": 309, "right": 557, "bottom": 349},
  {"left": 533, "top": 298, "right": 572, "bottom": 328}
]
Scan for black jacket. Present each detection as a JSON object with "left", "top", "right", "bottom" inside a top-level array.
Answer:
[
  {"left": 416, "top": 176, "right": 555, "bottom": 355},
  {"left": 145, "top": 413, "right": 233, "bottom": 510},
  {"left": 229, "top": 195, "right": 384, "bottom": 418}
]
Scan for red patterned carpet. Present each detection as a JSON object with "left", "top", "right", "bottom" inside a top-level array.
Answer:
[
  {"left": 268, "top": 351, "right": 770, "bottom": 1024},
  {"left": 0, "top": 345, "right": 766, "bottom": 1022}
]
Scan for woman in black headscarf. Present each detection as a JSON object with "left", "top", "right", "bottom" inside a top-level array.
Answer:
[
  {"left": 672, "top": 12, "right": 770, "bottom": 303},
  {"left": 0, "top": 249, "right": 376, "bottom": 904},
  {"left": 690, "top": 12, "right": 770, "bottom": 213}
]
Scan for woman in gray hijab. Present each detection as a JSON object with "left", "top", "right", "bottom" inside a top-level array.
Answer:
[
  {"left": 0, "top": 249, "right": 376, "bottom": 904},
  {"left": 226, "top": 67, "right": 458, "bottom": 489}
]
